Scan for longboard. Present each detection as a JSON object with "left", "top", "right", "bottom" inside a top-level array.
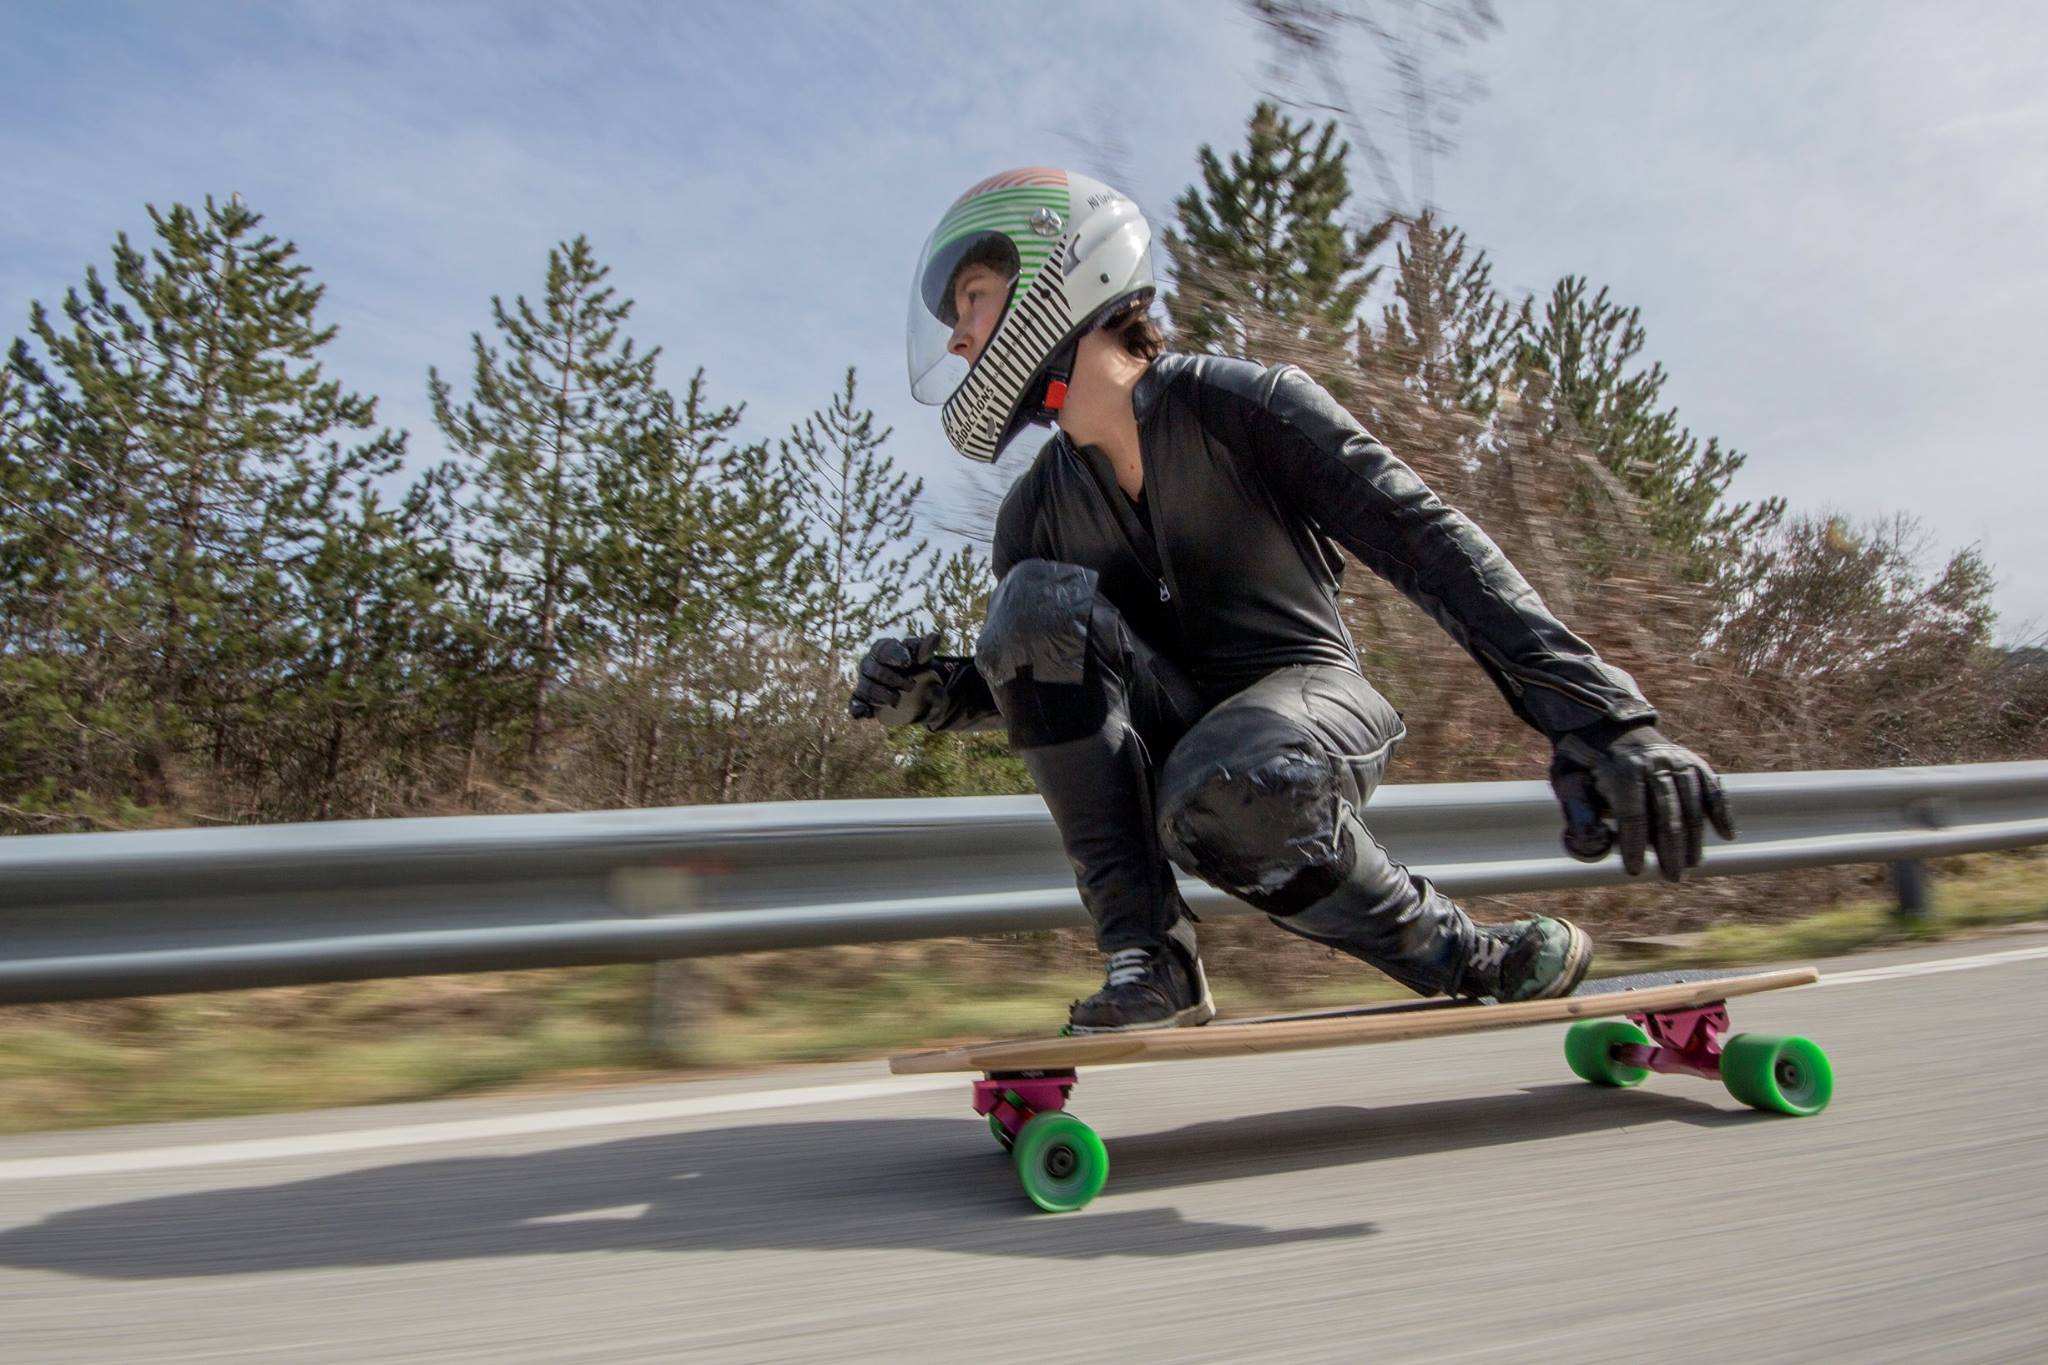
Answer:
[{"left": 889, "top": 967, "right": 1833, "bottom": 1212}]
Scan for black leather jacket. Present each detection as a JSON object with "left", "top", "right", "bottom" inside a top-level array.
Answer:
[{"left": 922, "top": 352, "right": 1655, "bottom": 738}]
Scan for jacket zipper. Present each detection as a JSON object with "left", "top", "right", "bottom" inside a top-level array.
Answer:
[
  {"left": 1064, "top": 435, "right": 1179, "bottom": 626},
  {"left": 1067, "top": 435, "right": 1177, "bottom": 616}
]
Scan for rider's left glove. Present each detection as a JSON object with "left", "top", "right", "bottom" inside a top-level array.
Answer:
[{"left": 848, "top": 632, "right": 944, "bottom": 726}]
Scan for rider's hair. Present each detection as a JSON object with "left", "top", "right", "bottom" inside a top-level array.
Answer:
[{"left": 1097, "top": 293, "right": 1166, "bottom": 361}]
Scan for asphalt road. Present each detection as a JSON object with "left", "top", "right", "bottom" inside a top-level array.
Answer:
[{"left": 2, "top": 935, "right": 2044, "bottom": 1363}]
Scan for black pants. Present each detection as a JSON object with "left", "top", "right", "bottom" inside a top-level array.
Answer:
[{"left": 976, "top": 560, "right": 1476, "bottom": 996}]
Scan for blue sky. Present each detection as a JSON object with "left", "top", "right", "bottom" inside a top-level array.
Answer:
[{"left": 5, "top": 1, "right": 2043, "bottom": 639}]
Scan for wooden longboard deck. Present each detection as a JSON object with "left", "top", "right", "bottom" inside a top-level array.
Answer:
[{"left": 888, "top": 967, "right": 1819, "bottom": 1074}]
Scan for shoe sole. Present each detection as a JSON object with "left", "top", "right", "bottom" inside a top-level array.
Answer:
[
  {"left": 1067, "top": 998, "right": 1216, "bottom": 1035},
  {"left": 1073, "top": 1002, "right": 1212, "bottom": 1035}
]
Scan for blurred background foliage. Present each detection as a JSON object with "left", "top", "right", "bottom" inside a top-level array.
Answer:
[
  {"left": 6, "top": 103, "right": 2038, "bottom": 841},
  {"left": 4, "top": 6, "right": 2046, "bottom": 1096}
]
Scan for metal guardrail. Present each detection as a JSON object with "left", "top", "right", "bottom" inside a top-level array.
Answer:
[{"left": 2, "top": 762, "right": 2045, "bottom": 1005}]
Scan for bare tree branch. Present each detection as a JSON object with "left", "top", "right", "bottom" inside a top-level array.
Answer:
[{"left": 1244, "top": 0, "right": 1500, "bottom": 218}]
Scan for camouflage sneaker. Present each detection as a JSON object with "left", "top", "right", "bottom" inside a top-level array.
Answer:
[{"left": 1461, "top": 916, "right": 1594, "bottom": 1002}]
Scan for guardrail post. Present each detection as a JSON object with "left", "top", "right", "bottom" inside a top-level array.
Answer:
[
  {"left": 615, "top": 864, "right": 717, "bottom": 1064},
  {"left": 1891, "top": 859, "right": 1930, "bottom": 922},
  {"left": 649, "top": 959, "right": 717, "bottom": 1065}
]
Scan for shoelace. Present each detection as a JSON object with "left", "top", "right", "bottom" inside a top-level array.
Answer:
[
  {"left": 1467, "top": 932, "right": 1508, "bottom": 976},
  {"left": 1105, "top": 947, "right": 1152, "bottom": 988}
]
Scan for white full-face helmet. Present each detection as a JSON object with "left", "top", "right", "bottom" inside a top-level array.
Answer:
[{"left": 906, "top": 167, "right": 1155, "bottom": 461}]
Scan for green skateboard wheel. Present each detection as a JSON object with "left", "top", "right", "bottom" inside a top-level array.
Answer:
[
  {"left": 989, "top": 1113, "right": 1014, "bottom": 1151},
  {"left": 1012, "top": 1112, "right": 1108, "bottom": 1213},
  {"left": 1720, "top": 1033, "right": 1833, "bottom": 1116},
  {"left": 1563, "top": 1018, "right": 1653, "bottom": 1087}
]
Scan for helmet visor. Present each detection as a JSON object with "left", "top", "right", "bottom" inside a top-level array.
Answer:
[{"left": 906, "top": 228, "right": 1020, "bottom": 406}]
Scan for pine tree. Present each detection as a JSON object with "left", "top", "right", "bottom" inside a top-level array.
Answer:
[
  {"left": 921, "top": 543, "right": 994, "bottom": 655},
  {"left": 0, "top": 366, "right": 83, "bottom": 821},
  {"left": 404, "top": 459, "right": 522, "bottom": 806},
  {"left": 582, "top": 369, "right": 810, "bottom": 806},
  {"left": 1164, "top": 101, "right": 1390, "bottom": 391},
  {"left": 1356, "top": 212, "right": 1516, "bottom": 431},
  {"left": 1515, "top": 276, "right": 1783, "bottom": 582},
  {"left": 686, "top": 433, "right": 816, "bottom": 805},
  {"left": 777, "top": 367, "right": 932, "bottom": 796},
  {"left": 585, "top": 372, "right": 739, "bottom": 682},
  {"left": 705, "top": 432, "right": 813, "bottom": 641},
  {"left": 272, "top": 472, "right": 453, "bottom": 819},
  {"left": 779, "top": 368, "right": 930, "bottom": 664},
  {"left": 430, "top": 236, "right": 659, "bottom": 779},
  {"left": 5, "top": 196, "right": 406, "bottom": 812},
  {"left": 0, "top": 365, "right": 55, "bottom": 642}
]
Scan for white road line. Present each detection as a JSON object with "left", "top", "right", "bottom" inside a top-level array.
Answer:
[
  {"left": 1812, "top": 942, "right": 2048, "bottom": 986},
  {"left": 0, "top": 1077, "right": 956, "bottom": 1183},
  {"left": 2, "top": 941, "right": 2043, "bottom": 1184}
]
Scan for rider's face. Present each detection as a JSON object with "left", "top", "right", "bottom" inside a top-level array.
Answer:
[{"left": 947, "top": 263, "right": 1010, "bottom": 367}]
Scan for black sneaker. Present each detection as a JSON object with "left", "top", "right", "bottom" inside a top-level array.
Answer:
[
  {"left": 1460, "top": 916, "right": 1594, "bottom": 1002},
  {"left": 1067, "top": 920, "right": 1217, "bottom": 1033}
]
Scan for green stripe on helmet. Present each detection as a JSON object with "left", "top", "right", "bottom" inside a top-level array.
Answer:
[
  {"left": 933, "top": 188, "right": 1071, "bottom": 242},
  {"left": 938, "top": 184, "right": 1070, "bottom": 217}
]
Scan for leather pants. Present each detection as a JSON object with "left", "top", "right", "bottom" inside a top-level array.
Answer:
[{"left": 977, "top": 559, "right": 1475, "bottom": 994}]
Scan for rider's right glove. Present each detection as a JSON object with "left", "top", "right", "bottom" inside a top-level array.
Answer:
[
  {"left": 1550, "top": 722, "right": 1737, "bottom": 883},
  {"left": 848, "top": 633, "right": 945, "bottom": 726}
]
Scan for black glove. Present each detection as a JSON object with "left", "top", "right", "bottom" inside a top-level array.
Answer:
[
  {"left": 849, "top": 632, "right": 943, "bottom": 725},
  {"left": 1550, "top": 722, "right": 1736, "bottom": 882}
]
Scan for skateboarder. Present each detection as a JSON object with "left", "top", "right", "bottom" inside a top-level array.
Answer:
[{"left": 852, "top": 167, "right": 1735, "bottom": 1032}]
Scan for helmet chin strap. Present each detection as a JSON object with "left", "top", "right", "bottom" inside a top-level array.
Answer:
[{"left": 1031, "top": 338, "right": 1079, "bottom": 424}]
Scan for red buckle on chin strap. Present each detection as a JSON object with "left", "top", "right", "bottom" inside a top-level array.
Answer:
[{"left": 1043, "top": 379, "right": 1069, "bottom": 410}]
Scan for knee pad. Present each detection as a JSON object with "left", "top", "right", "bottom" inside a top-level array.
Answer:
[
  {"left": 976, "top": 559, "right": 1097, "bottom": 688},
  {"left": 1156, "top": 715, "right": 1353, "bottom": 914},
  {"left": 975, "top": 559, "right": 1106, "bottom": 748}
]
